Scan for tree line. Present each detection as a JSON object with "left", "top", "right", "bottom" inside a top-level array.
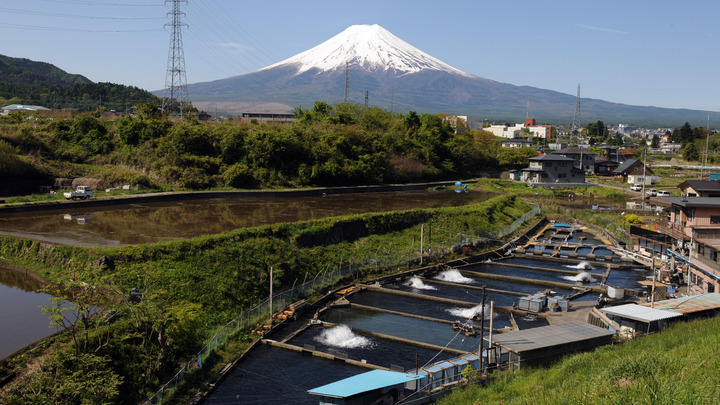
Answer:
[{"left": 0, "top": 101, "right": 539, "bottom": 191}]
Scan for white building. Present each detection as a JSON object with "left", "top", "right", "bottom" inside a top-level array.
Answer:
[{"left": 485, "top": 124, "right": 524, "bottom": 139}]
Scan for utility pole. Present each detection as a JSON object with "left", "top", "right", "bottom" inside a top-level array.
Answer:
[
  {"left": 702, "top": 112, "right": 710, "bottom": 180},
  {"left": 642, "top": 145, "right": 648, "bottom": 210},
  {"left": 162, "top": 0, "right": 190, "bottom": 117},
  {"left": 479, "top": 286, "right": 486, "bottom": 373},
  {"left": 364, "top": 90, "right": 369, "bottom": 107}
]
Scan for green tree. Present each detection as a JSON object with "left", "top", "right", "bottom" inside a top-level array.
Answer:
[
  {"left": 683, "top": 141, "right": 700, "bottom": 162},
  {"left": 672, "top": 122, "right": 693, "bottom": 144},
  {"left": 651, "top": 134, "right": 660, "bottom": 149}
]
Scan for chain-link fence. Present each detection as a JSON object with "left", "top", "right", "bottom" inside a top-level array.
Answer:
[{"left": 146, "top": 204, "right": 541, "bottom": 404}]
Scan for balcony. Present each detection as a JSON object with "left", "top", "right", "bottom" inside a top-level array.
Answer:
[{"left": 664, "top": 222, "right": 689, "bottom": 242}]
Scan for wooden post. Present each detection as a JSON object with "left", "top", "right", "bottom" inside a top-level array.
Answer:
[
  {"left": 420, "top": 224, "right": 425, "bottom": 266},
  {"left": 269, "top": 267, "right": 274, "bottom": 322}
]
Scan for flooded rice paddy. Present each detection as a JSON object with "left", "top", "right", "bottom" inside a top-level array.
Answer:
[{"left": 0, "top": 189, "right": 494, "bottom": 247}]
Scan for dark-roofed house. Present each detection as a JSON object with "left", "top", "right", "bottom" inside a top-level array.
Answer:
[
  {"left": 677, "top": 180, "right": 720, "bottom": 197},
  {"left": 520, "top": 154, "right": 585, "bottom": 186},
  {"left": 594, "top": 159, "right": 620, "bottom": 176},
  {"left": 613, "top": 158, "right": 657, "bottom": 185},
  {"left": 551, "top": 146, "right": 596, "bottom": 174}
]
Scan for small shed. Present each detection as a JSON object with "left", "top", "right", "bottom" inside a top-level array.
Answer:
[
  {"left": 487, "top": 321, "right": 615, "bottom": 370},
  {"left": 308, "top": 369, "right": 422, "bottom": 405},
  {"left": 640, "top": 293, "right": 720, "bottom": 319},
  {"left": 600, "top": 303, "right": 682, "bottom": 337}
]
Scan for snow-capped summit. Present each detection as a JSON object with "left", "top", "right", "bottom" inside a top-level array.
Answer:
[{"left": 261, "top": 24, "right": 475, "bottom": 78}]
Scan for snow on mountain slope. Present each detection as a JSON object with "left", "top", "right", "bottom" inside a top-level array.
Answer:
[{"left": 260, "top": 24, "right": 475, "bottom": 78}]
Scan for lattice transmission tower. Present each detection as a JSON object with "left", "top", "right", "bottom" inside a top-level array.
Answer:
[
  {"left": 571, "top": 83, "right": 581, "bottom": 132},
  {"left": 162, "top": 0, "right": 189, "bottom": 116}
]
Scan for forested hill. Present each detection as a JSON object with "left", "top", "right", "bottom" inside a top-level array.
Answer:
[
  {"left": 0, "top": 54, "right": 92, "bottom": 87},
  {"left": 0, "top": 54, "right": 160, "bottom": 111}
]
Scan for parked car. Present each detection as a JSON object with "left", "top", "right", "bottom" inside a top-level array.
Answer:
[
  {"left": 64, "top": 185, "right": 93, "bottom": 200},
  {"left": 657, "top": 190, "right": 670, "bottom": 196},
  {"left": 646, "top": 189, "right": 657, "bottom": 197},
  {"left": 630, "top": 184, "right": 643, "bottom": 191}
]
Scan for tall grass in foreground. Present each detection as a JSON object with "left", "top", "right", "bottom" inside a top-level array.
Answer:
[{"left": 441, "top": 315, "right": 720, "bottom": 404}]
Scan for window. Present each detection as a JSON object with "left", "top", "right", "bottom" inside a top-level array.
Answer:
[{"left": 711, "top": 216, "right": 720, "bottom": 224}]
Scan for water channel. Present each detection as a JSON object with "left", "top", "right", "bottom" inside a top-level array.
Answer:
[{"left": 0, "top": 189, "right": 493, "bottom": 360}]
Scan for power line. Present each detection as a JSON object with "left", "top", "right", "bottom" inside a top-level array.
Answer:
[
  {"left": 0, "top": 6, "right": 164, "bottom": 19},
  {"left": 0, "top": 22, "right": 160, "bottom": 32},
  {"left": 32, "top": 0, "right": 165, "bottom": 6}
]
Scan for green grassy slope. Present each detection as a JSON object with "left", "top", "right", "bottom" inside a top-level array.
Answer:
[{"left": 440, "top": 315, "right": 720, "bottom": 404}]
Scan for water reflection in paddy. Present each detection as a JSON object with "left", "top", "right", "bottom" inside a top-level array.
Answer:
[
  {"left": 0, "top": 266, "right": 62, "bottom": 359},
  {"left": 0, "top": 189, "right": 494, "bottom": 247}
]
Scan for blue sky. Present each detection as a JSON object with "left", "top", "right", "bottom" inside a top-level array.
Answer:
[{"left": 2, "top": 0, "right": 719, "bottom": 113}]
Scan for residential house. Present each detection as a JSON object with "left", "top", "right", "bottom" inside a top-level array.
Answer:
[
  {"left": 665, "top": 197, "right": 720, "bottom": 293},
  {"left": 501, "top": 139, "right": 533, "bottom": 148},
  {"left": 552, "top": 146, "right": 596, "bottom": 174},
  {"left": 677, "top": 180, "right": 720, "bottom": 197},
  {"left": 594, "top": 159, "right": 620, "bottom": 176},
  {"left": 613, "top": 158, "right": 658, "bottom": 185},
  {"left": 520, "top": 154, "right": 585, "bottom": 185}
]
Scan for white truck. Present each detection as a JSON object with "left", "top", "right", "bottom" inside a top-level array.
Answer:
[{"left": 64, "top": 185, "right": 93, "bottom": 200}]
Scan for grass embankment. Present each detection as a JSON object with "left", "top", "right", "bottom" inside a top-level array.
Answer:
[
  {"left": 441, "top": 315, "right": 720, "bottom": 404},
  {"left": 0, "top": 193, "right": 534, "bottom": 404}
]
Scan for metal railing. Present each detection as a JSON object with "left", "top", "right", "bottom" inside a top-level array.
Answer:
[{"left": 146, "top": 204, "right": 541, "bottom": 403}]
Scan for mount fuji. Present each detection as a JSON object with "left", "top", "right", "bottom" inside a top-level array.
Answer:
[{"left": 187, "top": 24, "right": 710, "bottom": 126}]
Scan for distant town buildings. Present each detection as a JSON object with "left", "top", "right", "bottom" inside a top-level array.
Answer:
[{"left": 485, "top": 118, "right": 554, "bottom": 139}]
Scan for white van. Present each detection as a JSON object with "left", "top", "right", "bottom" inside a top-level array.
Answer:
[{"left": 657, "top": 190, "right": 670, "bottom": 196}]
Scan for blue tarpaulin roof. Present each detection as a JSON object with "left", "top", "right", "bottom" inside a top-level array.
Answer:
[{"left": 308, "top": 369, "right": 422, "bottom": 399}]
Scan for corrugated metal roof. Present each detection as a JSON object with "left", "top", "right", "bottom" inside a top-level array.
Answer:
[
  {"left": 640, "top": 293, "right": 720, "bottom": 314},
  {"left": 308, "top": 369, "right": 422, "bottom": 399},
  {"left": 488, "top": 321, "right": 614, "bottom": 353},
  {"left": 600, "top": 303, "right": 683, "bottom": 323}
]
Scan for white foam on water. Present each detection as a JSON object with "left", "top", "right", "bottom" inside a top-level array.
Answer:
[
  {"left": 434, "top": 269, "right": 475, "bottom": 284},
  {"left": 561, "top": 271, "right": 595, "bottom": 283},
  {"left": 446, "top": 304, "right": 493, "bottom": 319},
  {"left": 406, "top": 276, "right": 437, "bottom": 290},
  {"left": 564, "top": 261, "right": 594, "bottom": 270},
  {"left": 315, "top": 324, "right": 373, "bottom": 349}
]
